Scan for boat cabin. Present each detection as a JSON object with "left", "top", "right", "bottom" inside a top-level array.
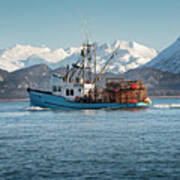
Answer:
[{"left": 51, "top": 74, "right": 94, "bottom": 101}]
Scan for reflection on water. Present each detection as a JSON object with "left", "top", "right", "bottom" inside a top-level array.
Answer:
[{"left": 0, "top": 111, "right": 30, "bottom": 117}]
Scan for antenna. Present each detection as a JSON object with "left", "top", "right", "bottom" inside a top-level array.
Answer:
[
  {"left": 81, "top": 18, "right": 89, "bottom": 44},
  {"left": 88, "top": 18, "right": 95, "bottom": 43},
  {"left": 81, "top": 18, "right": 95, "bottom": 44}
]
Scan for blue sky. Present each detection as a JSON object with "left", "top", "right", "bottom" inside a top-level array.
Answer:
[{"left": 0, "top": 0, "right": 179, "bottom": 50}]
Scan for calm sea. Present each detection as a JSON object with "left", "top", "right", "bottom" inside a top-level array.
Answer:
[{"left": 0, "top": 98, "right": 180, "bottom": 180}]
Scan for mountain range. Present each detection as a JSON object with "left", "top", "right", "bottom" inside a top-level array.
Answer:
[
  {"left": 0, "top": 40, "right": 157, "bottom": 73},
  {"left": 0, "top": 37, "right": 180, "bottom": 100},
  {"left": 145, "top": 37, "right": 180, "bottom": 73},
  {"left": 1, "top": 64, "right": 180, "bottom": 100}
]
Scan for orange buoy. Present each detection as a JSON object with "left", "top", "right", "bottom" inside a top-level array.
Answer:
[{"left": 131, "top": 84, "right": 136, "bottom": 89}]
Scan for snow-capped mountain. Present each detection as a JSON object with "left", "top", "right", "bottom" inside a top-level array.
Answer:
[
  {"left": 146, "top": 37, "right": 180, "bottom": 73},
  {"left": 0, "top": 41, "right": 157, "bottom": 73}
]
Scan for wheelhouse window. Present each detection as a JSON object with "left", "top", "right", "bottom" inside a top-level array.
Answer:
[
  {"left": 70, "top": 89, "right": 74, "bottom": 96},
  {"left": 66, "top": 89, "right": 74, "bottom": 96},
  {"left": 66, "top": 89, "right": 69, "bottom": 96},
  {"left": 53, "top": 86, "right": 57, "bottom": 92},
  {"left": 58, "top": 87, "right": 61, "bottom": 92}
]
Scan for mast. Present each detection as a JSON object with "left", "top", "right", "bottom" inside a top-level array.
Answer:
[
  {"left": 65, "top": 65, "right": 70, "bottom": 82},
  {"left": 82, "top": 43, "right": 86, "bottom": 94},
  {"left": 87, "top": 43, "right": 92, "bottom": 83},
  {"left": 94, "top": 42, "right": 97, "bottom": 101}
]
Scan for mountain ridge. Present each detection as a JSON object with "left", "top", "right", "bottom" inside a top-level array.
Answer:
[
  {"left": 0, "top": 40, "right": 157, "bottom": 73},
  {"left": 146, "top": 37, "right": 180, "bottom": 73},
  {"left": 0, "top": 64, "right": 180, "bottom": 100}
]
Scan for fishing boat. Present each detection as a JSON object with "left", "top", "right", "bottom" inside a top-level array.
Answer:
[{"left": 27, "top": 41, "right": 152, "bottom": 110}]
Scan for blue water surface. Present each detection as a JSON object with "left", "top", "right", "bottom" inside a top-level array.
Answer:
[{"left": 0, "top": 98, "right": 180, "bottom": 180}]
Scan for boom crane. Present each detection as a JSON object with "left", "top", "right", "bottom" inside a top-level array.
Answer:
[
  {"left": 94, "top": 45, "right": 120, "bottom": 83},
  {"left": 68, "top": 59, "right": 81, "bottom": 82},
  {"left": 93, "top": 45, "right": 120, "bottom": 101}
]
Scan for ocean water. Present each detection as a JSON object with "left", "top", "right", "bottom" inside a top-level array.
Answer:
[{"left": 0, "top": 99, "right": 180, "bottom": 180}]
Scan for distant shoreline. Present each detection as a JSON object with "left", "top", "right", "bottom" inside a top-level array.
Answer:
[
  {"left": 0, "top": 96, "right": 180, "bottom": 103},
  {"left": 150, "top": 96, "right": 180, "bottom": 99},
  {"left": 0, "top": 98, "right": 29, "bottom": 102}
]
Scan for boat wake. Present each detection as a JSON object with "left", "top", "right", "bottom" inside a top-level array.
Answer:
[
  {"left": 153, "top": 104, "right": 180, "bottom": 109},
  {"left": 26, "top": 106, "right": 50, "bottom": 111}
]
